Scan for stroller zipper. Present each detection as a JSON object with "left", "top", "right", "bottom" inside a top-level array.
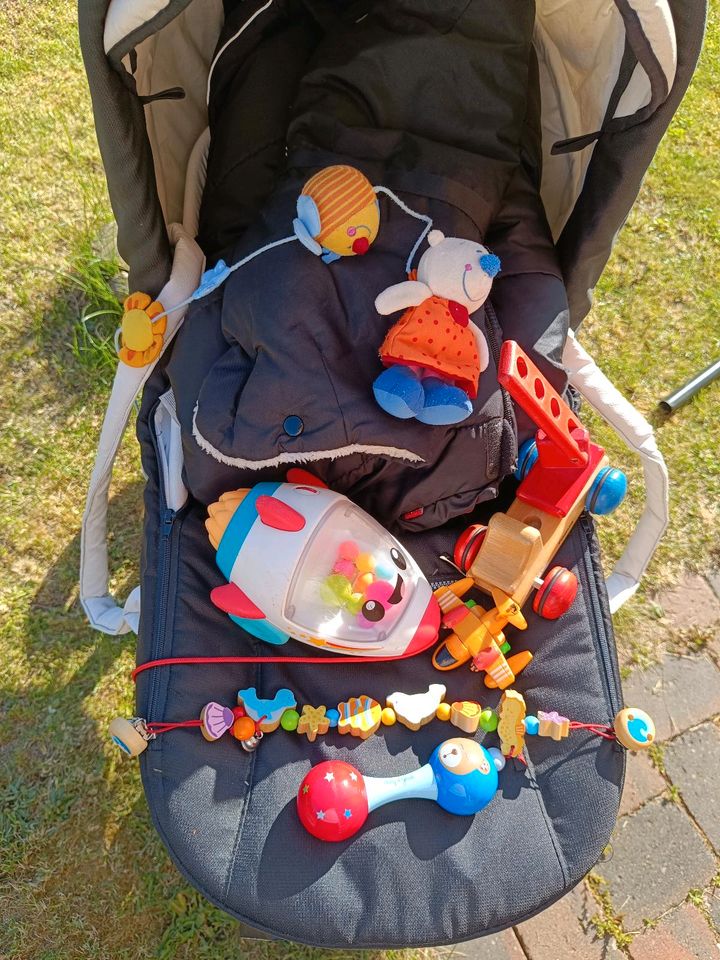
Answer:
[
  {"left": 145, "top": 409, "right": 181, "bottom": 729},
  {"left": 578, "top": 514, "right": 622, "bottom": 717}
]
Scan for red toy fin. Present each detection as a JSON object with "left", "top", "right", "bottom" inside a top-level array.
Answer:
[
  {"left": 210, "top": 583, "right": 265, "bottom": 619},
  {"left": 256, "top": 494, "right": 306, "bottom": 531},
  {"left": 286, "top": 468, "right": 328, "bottom": 489}
]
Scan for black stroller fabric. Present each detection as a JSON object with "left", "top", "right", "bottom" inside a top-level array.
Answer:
[{"left": 136, "top": 0, "right": 625, "bottom": 945}]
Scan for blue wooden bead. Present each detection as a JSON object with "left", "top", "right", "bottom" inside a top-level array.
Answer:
[
  {"left": 326, "top": 708, "right": 340, "bottom": 728},
  {"left": 524, "top": 715, "right": 540, "bottom": 735}
]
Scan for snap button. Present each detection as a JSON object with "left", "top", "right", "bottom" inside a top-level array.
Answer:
[{"left": 283, "top": 415, "right": 304, "bottom": 437}]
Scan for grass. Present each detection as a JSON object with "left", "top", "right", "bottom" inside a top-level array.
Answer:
[
  {"left": 0, "top": 0, "right": 718, "bottom": 957},
  {"left": 586, "top": 874, "right": 633, "bottom": 949}
]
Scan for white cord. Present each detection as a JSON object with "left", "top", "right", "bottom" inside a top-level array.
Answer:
[
  {"left": 117, "top": 188, "right": 433, "bottom": 347},
  {"left": 206, "top": 0, "right": 276, "bottom": 106},
  {"left": 149, "top": 235, "right": 298, "bottom": 325},
  {"left": 374, "top": 186, "right": 434, "bottom": 273}
]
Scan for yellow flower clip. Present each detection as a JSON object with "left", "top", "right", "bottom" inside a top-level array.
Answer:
[{"left": 118, "top": 292, "right": 166, "bottom": 367}]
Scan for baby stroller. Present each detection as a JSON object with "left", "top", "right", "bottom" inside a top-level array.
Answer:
[{"left": 79, "top": 0, "right": 705, "bottom": 947}]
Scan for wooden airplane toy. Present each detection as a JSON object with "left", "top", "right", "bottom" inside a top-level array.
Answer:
[{"left": 432, "top": 340, "right": 627, "bottom": 686}]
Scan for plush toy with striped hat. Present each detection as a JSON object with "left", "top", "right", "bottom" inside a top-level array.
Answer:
[{"left": 293, "top": 165, "right": 380, "bottom": 263}]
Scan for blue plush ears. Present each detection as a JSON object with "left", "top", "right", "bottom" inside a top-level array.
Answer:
[
  {"left": 293, "top": 194, "right": 323, "bottom": 255},
  {"left": 479, "top": 253, "right": 501, "bottom": 278}
]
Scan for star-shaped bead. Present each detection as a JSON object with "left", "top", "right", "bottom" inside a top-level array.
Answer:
[
  {"left": 324, "top": 771, "right": 335, "bottom": 782},
  {"left": 343, "top": 809, "right": 352, "bottom": 819},
  {"left": 316, "top": 810, "right": 326, "bottom": 820}
]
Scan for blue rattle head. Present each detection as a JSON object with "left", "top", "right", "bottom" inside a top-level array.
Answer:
[
  {"left": 479, "top": 252, "right": 502, "bottom": 278},
  {"left": 429, "top": 738, "right": 499, "bottom": 816}
]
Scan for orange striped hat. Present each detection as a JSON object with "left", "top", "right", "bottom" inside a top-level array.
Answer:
[{"left": 301, "top": 165, "right": 376, "bottom": 241}]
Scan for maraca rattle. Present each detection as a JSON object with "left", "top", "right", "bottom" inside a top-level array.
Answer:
[{"left": 297, "top": 737, "right": 505, "bottom": 841}]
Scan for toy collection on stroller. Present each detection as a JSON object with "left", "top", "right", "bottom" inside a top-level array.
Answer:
[{"left": 79, "top": 0, "right": 705, "bottom": 947}]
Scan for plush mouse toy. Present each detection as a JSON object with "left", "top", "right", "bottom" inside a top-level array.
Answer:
[{"left": 373, "top": 231, "right": 501, "bottom": 425}]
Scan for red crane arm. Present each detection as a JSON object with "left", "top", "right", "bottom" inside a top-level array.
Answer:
[{"left": 498, "top": 341, "right": 587, "bottom": 467}]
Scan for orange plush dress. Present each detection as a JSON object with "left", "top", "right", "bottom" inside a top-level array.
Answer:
[{"left": 378, "top": 296, "right": 480, "bottom": 398}]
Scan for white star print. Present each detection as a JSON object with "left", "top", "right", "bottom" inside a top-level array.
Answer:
[
  {"left": 349, "top": 771, "right": 358, "bottom": 781},
  {"left": 324, "top": 771, "right": 335, "bottom": 782},
  {"left": 316, "top": 810, "right": 326, "bottom": 820}
]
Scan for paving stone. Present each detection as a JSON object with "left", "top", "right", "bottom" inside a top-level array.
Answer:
[
  {"left": 442, "top": 930, "right": 526, "bottom": 960},
  {"left": 627, "top": 902, "right": 719, "bottom": 960},
  {"left": 515, "top": 884, "right": 621, "bottom": 959},
  {"left": 655, "top": 574, "right": 720, "bottom": 631},
  {"left": 664, "top": 722, "right": 720, "bottom": 852},
  {"left": 621, "top": 654, "right": 720, "bottom": 742},
  {"left": 595, "top": 797, "right": 716, "bottom": 930},
  {"left": 707, "top": 889, "right": 720, "bottom": 932},
  {"left": 619, "top": 751, "right": 666, "bottom": 817}
]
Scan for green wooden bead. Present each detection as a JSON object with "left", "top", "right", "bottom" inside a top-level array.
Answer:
[
  {"left": 280, "top": 709, "right": 300, "bottom": 732},
  {"left": 479, "top": 708, "right": 498, "bottom": 732}
]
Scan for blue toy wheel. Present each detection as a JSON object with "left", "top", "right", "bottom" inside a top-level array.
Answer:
[
  {"left": 586, "top": 466, "right": 627, "bottom": 515},
  {"left": 515, "top": 438, "right": 538, "bottom": 481}
]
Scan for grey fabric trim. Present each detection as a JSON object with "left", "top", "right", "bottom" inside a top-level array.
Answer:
[
  {"left": 551, "top": 4, "right": 671, "bottom": 158},
  {"left": 606, "top": 0, "right": 670, "bottom": 132},
  {"left": 106, "top": 0, "right": 196, "bottom": 66},
  {"left": 602, "top": 37, "right": 639, "bottom": 125},
  {"left": 558, "top": 0, "right": 707, "bottom": 327},
  {"left": 79, "top": 0, "right": 171, "bottom": 295}
]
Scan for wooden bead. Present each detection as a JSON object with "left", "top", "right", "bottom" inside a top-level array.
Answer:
[
  {"left": 109, "top": 718, "right": 150, "bottom": 757},
  {"left": 199, "top": 702, "right": 234, "bottom": 741},
  {"left": 237, "top": 687, "right": 297, "bottom": 733},
  {"left": 280, "top": 709, "right": 300, "bottom": 732},
  {"left": 297, "top": 705, "right": 330, "bottom": 742},
  {"left": 497, "top": 690, "right": 526, "bottom": 758},
  {"left": 436, "top": 702, "right": 452, "bottom": 722},
  {"left": 613, "top": 707, "right": 655, "bottom": 750},
  {"left": 381, "top": 707, "right": 397, "bottom": 726},
  {"left": 337, "top": 696, "right": 382, "bottom": 739},
  {"left": 450, "top": 700, "right": 482, "bottom": 734},
  {"left": 231, "top": 716, "right": 257, "bottom": 741},
  {"left": 479, "top": 708, "right": 498, "bottom": 732},
  {"left": 537, "top": 710, "right": 570, "bottom": 741},
  {"left": 386, "top": 684, "right": 446, "bottom": 731}
]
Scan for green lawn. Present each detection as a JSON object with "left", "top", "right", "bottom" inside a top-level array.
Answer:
[{"left": 1, "top": 1, "right": 718, "bottom": 957}]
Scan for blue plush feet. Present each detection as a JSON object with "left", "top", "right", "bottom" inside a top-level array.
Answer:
[
  {"left": 416, "top": 378, "right": 473, "bottom": 425},
  {"left": 373, "top": 366, "right": 424, "bottom": 419}
]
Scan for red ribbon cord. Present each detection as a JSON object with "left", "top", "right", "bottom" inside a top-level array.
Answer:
[
  {"left": 146, "top": 719, "right": 204, "bottom": 735},
  {"left": 568, "top": 721, "right": 617, "bottom": 742},
  {"left": 146, "top": 713, "right": 268, "bottom": 738},
  {"left": 131, "top": 651, "right": 419, "bottom": 683}
]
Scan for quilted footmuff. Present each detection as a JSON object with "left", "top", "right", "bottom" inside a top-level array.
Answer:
[{"left": 132, "top": 0, "right": 625, "bottom": 946}]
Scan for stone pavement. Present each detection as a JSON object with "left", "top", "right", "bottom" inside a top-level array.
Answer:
[{"left": 446, "top": 573, "right": 720, "bottom": 960}]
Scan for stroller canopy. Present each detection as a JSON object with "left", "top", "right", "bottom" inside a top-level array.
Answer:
[{"left": 80, "top": 0, "right": 703, "bottom": 323}]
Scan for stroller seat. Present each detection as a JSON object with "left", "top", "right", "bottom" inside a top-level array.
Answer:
[{"left": 78, "top": 0, "right": 702, "bottom": 946}]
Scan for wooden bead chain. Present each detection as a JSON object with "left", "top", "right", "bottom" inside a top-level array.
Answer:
[{"left": 109, "top": 685, "right": 655, "bottom": 759}]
